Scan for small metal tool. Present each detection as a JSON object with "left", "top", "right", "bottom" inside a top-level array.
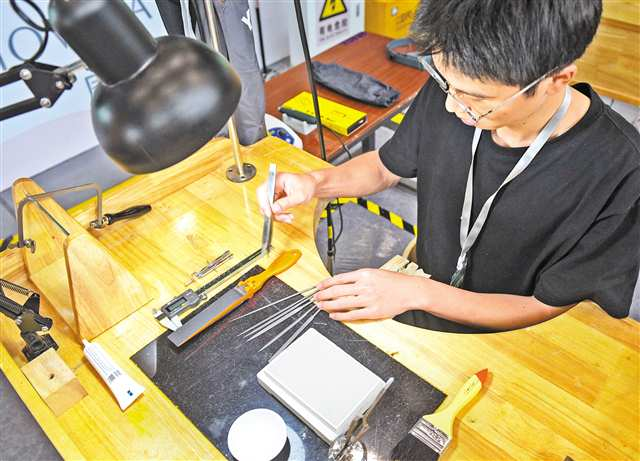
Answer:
[
  {"left": 237, "top": 297, "right": 306, "bottom": 338},
  {"left": 268, "top": 307, "right": 321, "bottom": 360},
  {"left": 231, "top": 286, "right": 316, "bottom": 322},
  {"left": 237, "top": 291, "right": 316, "bottom": 338},
  {"left": 231, "top": 287, "right": 316, "bottom": 322},
  {"left": 258, "top": 303, "right": 318, "bottom": 352},
  {"left": 154, "top": 248, "right": 262, "bottom": 331},
  {"left": 153, "top": 289, "right": 205, "bottom": 330},
  {"left": 261, "top": 163, "right": 277, "bottom": 257},
  {"left": 237, "top": 293, "right": 313, "bottom": 337},
  {"left": 328, "top": 377, "right": 395, "bottom": 461},
  {"left": 185, "top": 250, "right": 233, "bottom": 286},
  {"left": 245, "top": 298, "right": 316, "bottom": 342}
]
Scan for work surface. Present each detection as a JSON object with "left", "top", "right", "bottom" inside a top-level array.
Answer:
[
  {"left": 1, "top": 137, "right": 638, "bottom": 460},
  {"left": 265, "top": 32, "right": 427, "bottom": 159},
  {"left": 131, "top": 269, "right": 446, "bottom": 460}
]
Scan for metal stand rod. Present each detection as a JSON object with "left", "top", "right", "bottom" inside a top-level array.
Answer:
[
  {"left": 227, "top": 116, "right": 245, "bottom": 177},
  {"left": 294, "top": 0, "right": 335, "bottom": 274},
  {"left": 202, "top": 0, "right": 255, "bottom": 182}
]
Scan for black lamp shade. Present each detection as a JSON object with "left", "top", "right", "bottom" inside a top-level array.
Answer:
[{"left": 49, "top": 0, "right": 241, "bottom": 174}]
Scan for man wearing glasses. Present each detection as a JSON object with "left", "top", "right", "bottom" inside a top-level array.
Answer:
[{"left": 258, "top": 0, "right": 639, "bottom": 332}]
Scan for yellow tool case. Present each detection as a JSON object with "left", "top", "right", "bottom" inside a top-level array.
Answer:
[{"left": 278, "top": 91, "right": 367, "bottom": 136}]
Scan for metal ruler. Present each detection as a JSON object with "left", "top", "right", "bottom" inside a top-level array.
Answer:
[{"left": 153, "top": 248, "right": 263, "bottom": 330}]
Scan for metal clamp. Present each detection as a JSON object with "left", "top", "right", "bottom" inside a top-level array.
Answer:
[
  {"left": 329, "top": 377, "right": 395, "bottom": 461},
  {"left": 12, "top": 183, "right": 105, "bottom": 253}
]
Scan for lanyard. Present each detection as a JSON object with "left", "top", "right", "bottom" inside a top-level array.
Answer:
[{"left": 450, "top": 87, "right": 572, "bottom": 287}]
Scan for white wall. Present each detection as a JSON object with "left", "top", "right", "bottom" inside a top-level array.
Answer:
[
  {"left": 249, "top": 1, "right": 365, "bottom": 70},
  {"left": 249, "top": 1, "right": 292, "bottom": 69}
]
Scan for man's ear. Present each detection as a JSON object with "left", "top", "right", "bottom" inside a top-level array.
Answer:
[{"left": 547, "top": 64, "right": 577, "bottom": 94}]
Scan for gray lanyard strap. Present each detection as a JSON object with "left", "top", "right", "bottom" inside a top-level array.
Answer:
[{"left": 451, "top": 87, "right": 572, "bottom": 287}]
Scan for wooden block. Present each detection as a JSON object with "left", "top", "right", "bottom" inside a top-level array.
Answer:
[
  {"left": 21, "top": 349, "right": 87, "bottom": 416},
  {"left": 380, "top": 255, "right": 431, "bottom": 278},
  {"left": 380, "top": 255, "right": 409, "bottom": 272},
  {"left": 65, "top": 233, "right": 152, "bottom": 340}
]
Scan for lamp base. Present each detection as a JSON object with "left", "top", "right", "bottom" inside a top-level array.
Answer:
[{"left": 226, "top": 163, "right": 257, "bottom": 183}]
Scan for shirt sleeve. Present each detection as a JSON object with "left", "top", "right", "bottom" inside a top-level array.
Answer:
[
  {"left": 378, "top": 79, "right": 436, "bottom": 178},
  {"left": 534, "top": 195, "right": 640, "bottom": 318}
]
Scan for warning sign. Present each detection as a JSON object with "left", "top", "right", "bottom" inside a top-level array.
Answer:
[{"left": 319, "top": 0, "right": 348, "bottom": 21}]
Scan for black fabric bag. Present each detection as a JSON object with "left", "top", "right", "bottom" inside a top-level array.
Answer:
[{"left": 311, "top": 61, "right": 400, "bottom": 107}]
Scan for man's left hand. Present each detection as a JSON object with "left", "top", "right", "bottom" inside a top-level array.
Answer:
[{"left": 314, "top": 269, "right": 428, "bottom": 321}]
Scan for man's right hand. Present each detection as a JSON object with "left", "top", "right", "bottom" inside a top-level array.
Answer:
[{"left": 256, "top": 172, "right": 318, "bottom": 223}]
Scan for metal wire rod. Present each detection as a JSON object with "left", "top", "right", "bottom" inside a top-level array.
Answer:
[
  {"left": 246, "top": 299, "right": 316, "bottom": 342},
  {"left": 237, "top": 293, "right": 314, "bottom": 337},
  {"left": 231, "top": 286, "right": 317, "bottom": 322},
  {"left": 258, "top": 304, "right": 318, "bottom": 352},
  {"left": 269, "top": 307, "right": 322, "bottom": 361}
]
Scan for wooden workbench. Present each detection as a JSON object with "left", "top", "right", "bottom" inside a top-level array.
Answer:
[
  {"left": 265, "top": 33, "right": 427, "bottom": 160},
  {"left": 576, "top": 0, "right": 640, "bottom": 106},
  {"left": 0, "top": 137, "right": 638, "bottom": 460}
]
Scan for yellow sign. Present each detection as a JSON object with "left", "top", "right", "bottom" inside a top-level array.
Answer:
[{"left": 320, "top": 0, "right": 347, "bottom": 21}]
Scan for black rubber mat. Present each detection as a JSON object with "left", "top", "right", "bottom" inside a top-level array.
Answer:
[{"left": 132, "top": 266, "right": 446, "bottom": 461}]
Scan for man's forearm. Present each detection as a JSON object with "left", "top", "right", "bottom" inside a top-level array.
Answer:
[
  {"left": 413, "top": 278, "right": 572, "bottom": 330},
  {"left": 309, "top": 150, "right": 399, "bottom": 199}
]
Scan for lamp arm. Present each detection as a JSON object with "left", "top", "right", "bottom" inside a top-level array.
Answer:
[{"left": 0, "top": 60, "right": 86, "bottom": 122}]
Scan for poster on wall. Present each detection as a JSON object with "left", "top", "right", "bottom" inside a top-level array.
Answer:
[{"left": 0, "top": 0, "right": 167, "bottom": 191}]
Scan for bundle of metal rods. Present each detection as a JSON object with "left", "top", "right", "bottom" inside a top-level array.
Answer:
[{"left": 233, "top": 286, "right": 321, "bottom": 356}]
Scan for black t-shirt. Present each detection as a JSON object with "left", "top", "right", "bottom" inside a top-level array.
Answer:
[{"left": 380, "top": 79, "right": 640, "bottom": 321}]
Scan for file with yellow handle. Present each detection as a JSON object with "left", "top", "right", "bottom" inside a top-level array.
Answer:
[{"left": 168, "top": 249, "right": 302, "bottom": 347}]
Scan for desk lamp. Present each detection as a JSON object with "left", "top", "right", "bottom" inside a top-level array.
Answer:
[
  {"left": 47, "top": 0, "right": 243, "bottom": 175},
  {"left": 2, "top": 0, "right": 248, "bottom": 177}
]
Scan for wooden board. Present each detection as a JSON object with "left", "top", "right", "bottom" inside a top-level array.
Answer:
[
  {"left": 64, "top": 233, "right": 151, "bottom": 340},
  {"left": 0, "top": 137, "right": 638, "bottom": 460}
]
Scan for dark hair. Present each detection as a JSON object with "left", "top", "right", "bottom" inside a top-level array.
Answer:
[{"left": 411, "top": 0, "right": 602, "bottom": 90}]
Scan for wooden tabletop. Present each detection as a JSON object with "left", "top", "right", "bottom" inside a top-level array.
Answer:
[
  {"left": 265, "top": 32, "right": 427, "bottom": 160},
  {"left": 1, "top": 137, "right": 638, "bottom": 460}
]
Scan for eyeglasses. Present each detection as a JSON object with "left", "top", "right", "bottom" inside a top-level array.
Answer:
[{"left": 418, "top": 54, "right": 556, "bottom": 123}]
